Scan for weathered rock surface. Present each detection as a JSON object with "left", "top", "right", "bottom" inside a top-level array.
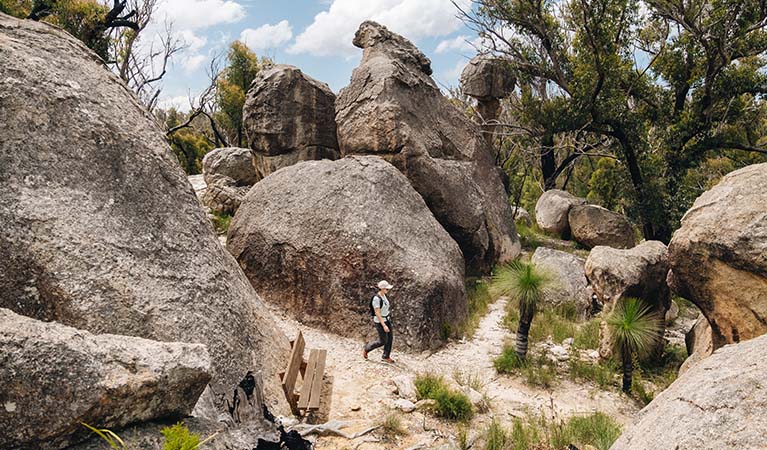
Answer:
[
  {"left": 667, "top": 163, "right": 767, "bottom": 350},
  {"left": 531, "top": 247, "right": 591, "bottom": 319},
  {"left": 227, "top": 156, "right": 467, "bottom": 349},
  {"left": 0, "top": 308, "right": 211, "bottom": 450},
  {"left": 202, "top": 147, "right": 259, "bottom": 187},
  {"left": 586, "top": 242, "right": 671, "bottom": 358},
  {"left": 460, "top": 55, "right": 515, "bottom": 100},
  {"left": 535, "top": 190, "right": 586, "bottom": 237},
  {"left": 335, "top": 21, "right": 520, "bottom": 275},
  {"left": 244, "top": 64, "right": 339, "bottom": 179},
  {"left": 202, "top": 181, "right": 250, "bottom": 215},
  {"left": 611, "top": 334, "right": 767, "bottom": 450},
  {"left": 568, "top": 204, "right": 636, "bottom": 249},
  {"left": 512, "top": 206, "right": 532, "bottom": 226},
  {"left": 0, "top": 13, "right": 289, "bottom": 410},
  {"left": 679, "top": 314, "right": 714, "bottom": 375}
]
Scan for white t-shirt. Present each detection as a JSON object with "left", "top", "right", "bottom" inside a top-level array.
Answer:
[{"left": 372, "top": 294, "right": 390, "bottom": 323}]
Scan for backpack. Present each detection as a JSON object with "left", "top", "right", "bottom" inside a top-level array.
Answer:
[{"left": 369, "top": 294, "right": 381, "bottom": 317}]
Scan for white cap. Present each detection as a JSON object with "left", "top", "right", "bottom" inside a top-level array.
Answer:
[{"left": 377, "top": 280, "right": 394, "bottom": 290}]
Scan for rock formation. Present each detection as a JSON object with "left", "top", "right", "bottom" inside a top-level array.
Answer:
[
  {"left": 585, "top": 241, "right": 671, "bottom": 357},
  {"left": 668, "top": 163, "right": 767, "bottom": 350},
  {"left": 531, "top": 247, "right": 591, "bottom": 319},
  {"left": 679, "top": 314, "right": 714, "bottom": 375},
  {"left": 335, "top": 21, "right": 520, "bottom": 275},
  {"left": 227, "top": 156, "right": 467, "bottom": 350},
  {"left": 512, "top": 206, "right": 532, "bottom": 226},
  {"left": 0, "top": 13, "right": 289, "bottom": 410},
  {"left": 460, "top": 55, "right": 515, "bottom": 145},
  {"left": 0, "top": 308, "right": 211, "bottom": 450},
  {"left": 568, "top": 204, "right": 636, "bottom": 249},
  {"left": 611, "top": 334, "right": 767, "bottom": 450},
  {"left": 535, "top": 189, "right": 586, "bottom": 238},
  {"left": 243, "top": 64, "right": 339, "bottom": 179},
  {"left": 201, "top": 147, "right": 258, "bottom": 214}
]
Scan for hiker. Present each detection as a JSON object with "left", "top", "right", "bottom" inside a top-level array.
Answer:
[{"left": 362, "top": 280, "right": 395, "bottom": 363}]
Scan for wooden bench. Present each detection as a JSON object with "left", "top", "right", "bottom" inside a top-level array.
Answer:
[{"left": 280, "top": 331, "right": 331, "bottom": 417}]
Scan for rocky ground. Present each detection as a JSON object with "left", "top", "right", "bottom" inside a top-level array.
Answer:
[{"left": 267, "top": 297, "right": 643, "bottom": 450}]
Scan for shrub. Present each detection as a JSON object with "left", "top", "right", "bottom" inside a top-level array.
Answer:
[
  {"left": 161, "top": 423, "right": 200, "bottom": 450},
  {"left": 494, "top": 344, "right": 526, "bottom": 373},
  {"left": 209, "top": 212, "right": 232, "bottom": 234},
  {"left": 564, "top": 412, "right": 623, "bottom": 450},
  {"left": 414, "top": 373, "right": 447, "bottom": 400},
  {"left": 495, "top": 346, "right": 558, "bottom": 389},
  {"left": 495, "top": 411, "right": 622, "bottom": 450},
  {"left": 433, "top": 389, "right": 473, "bottom": 421}
]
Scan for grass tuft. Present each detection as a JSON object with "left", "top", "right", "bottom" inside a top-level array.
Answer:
[
  {"left": 381, "top": 412, "right": 408, "bottom": 437},
  {"left": 414, "top": 373, "right": 473, "bottom": 421},
  {"left": 209, "top": 211, "right": 232, "bottom": 234}
]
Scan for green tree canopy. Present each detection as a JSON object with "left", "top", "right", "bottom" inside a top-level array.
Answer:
[
  {"left": 461, "top": 0, "right": 767, "bottom": 241},
  {"left": 215, "top": 40, "right": 263, "bottom": 148}
]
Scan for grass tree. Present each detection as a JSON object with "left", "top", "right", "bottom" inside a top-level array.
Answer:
[
  {"left": 607, "top": 298, "right": 662, "bottom": 393},
  {"left": 492, "top": 261, "right": 551, "bottom": 361}
]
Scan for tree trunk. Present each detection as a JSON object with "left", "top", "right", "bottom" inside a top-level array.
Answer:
[
  {"left": 516, "top": 317, "right": 532, "bottom": 360},
  {"left": 540, "top": 133, "right": 558, "bottom": 190},
  {"left": 621, "top": 351, "right": 633, "bottom": 393}
]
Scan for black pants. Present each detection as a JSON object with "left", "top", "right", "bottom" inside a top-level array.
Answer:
[{"left": 364, "top": 319, "right": 393, "bottom": 358}]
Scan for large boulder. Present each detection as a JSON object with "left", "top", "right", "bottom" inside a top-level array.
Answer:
[
  {"left": 679, "top": 314, "right": 714, "bottom": 375},
  {"left": 460, "top": 55, "right": 515, "bottom": 144},
  {"left": 668, "top": 163, "right": 767, "bottom": 350},
  {"left": 535, "top": 189, "right": 586, "bottom": 237},
  {"left": 243, "top": 64, "right": 339, "bottom": 179},
  {"left": 0, "top": 308, "right": 211, "bottom": 450},
  {"left": 335, "top": 21, "right": 520, "bottom": 275},
  {"left": 585, "top": 241, "right": 671, "bottom": 357},
  {"left": 568, "top": 204, "right": 636, "bottom": 249},
  {"left": 611, "top": 334, "right": 767, "bottom": 450},
  {"left": 201, "top": 147, "right": 258, "bottom": 215},
  {"left": 531, "top": 247, "right": 591, "bottom": 319},
  {"left": 0, "top": 13, "right": 289, "bottom": 411},
  {"left": 227, "top": 156, "right": 467, "bottom": 350}
]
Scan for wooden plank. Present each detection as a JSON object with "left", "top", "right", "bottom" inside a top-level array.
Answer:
[
  {"left": 281, "top": 331, "right": 305, "bottom": 406},
  {"left": 308, "top": 349, "right": 327, "bottom": 410},
  {"left": 297, "top": 349, "right": 318, "bottom": 410}
]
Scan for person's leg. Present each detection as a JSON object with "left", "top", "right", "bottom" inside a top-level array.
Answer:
[
  {"left": 383, "top": 320, "right": 393, "bottom": 359},
  {"left": 364, "top": 322, "right": 387, "bottom": 353}
]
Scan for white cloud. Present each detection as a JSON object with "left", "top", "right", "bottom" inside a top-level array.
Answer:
[
  {"left": 158, "top": 95, "right": 194, "bottom": 112},
  {"left": 182, "top": 54, "right": 207, "bottom": 72},
  {"left": 288, "top": 0, "right": 472, "bottom": 57},
  {"left": 240, "top": 20, "right": 293, "bottom": 50},
  {"left": 154, "top": 0, "right": 246, "bottom": 30},
  {"left": 435, "top": 35, "right": 478, "bottom": 54}
]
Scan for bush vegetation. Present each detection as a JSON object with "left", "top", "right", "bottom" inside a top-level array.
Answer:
[
  {"left": 381, "top": 412, "right": 407, "bottom": 438},
  {"left": 414, "top": 373, "right": 473, "bottom": 421},
  {"left": 209, "top": 212, "right": 232, "bottom": 234}
]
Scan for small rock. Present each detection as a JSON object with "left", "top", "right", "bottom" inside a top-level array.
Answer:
[
  {"left": 393, "top": 399, "right": 416, "bottom": 413},
  {"left": 563, "top": 337, "right": 574, "bottom": 347},
  {"left": 393, "top": 374, "right": 417, "bottom": 400},
  {"left": 548, "top": 345, "right": 570, "bottom": 362},
  {"left": 665, "top": 299, "right": 679, "bottom": 325}
]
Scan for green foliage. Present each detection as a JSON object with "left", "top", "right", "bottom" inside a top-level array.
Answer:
[
  {"left": 568, "top": 358, "right": 617, "bottom": 390},
  {"left": 484, "top": 419, "right": 509, "bottom": 450},
  {"left": 161, "top": 423, "right": 201, "bottom": 450},
  {"left": 414, "top": 373, "right": 447, "bottom": 400},
  {"left": 607, "top": 298, "right": 662, "bottom": 359},
  {"left": 503, "top": 303, "right": 584, "bottom": 345},
  {"left": 515, "top": 222, "right": 544, "bottom": 251},
  {"left": 215, "top": 41, "right": 264, "bottom": 147},
  {"left": 81, "top": 423, "right": 127, "bottom": 450},
  {"left": 494, "top": 346, "right": 557, "bottom": 389},
  {"left": 494, "top": 344, "right": 526, "bottom": 373},
  {"left": 563, "top": 412, "right": 623, "bottom": 450},
  {"left": 492, "top": 261, "right": 551, "bottom": 316},
  {"left": 413, "top": 373, "right": 473, "bottom": 421},
  {"left": 0, "top": 0, "right": 31, "bottom": 17},
  {"left": 163, "top": 108, "right": 214, "bottom": 175}
]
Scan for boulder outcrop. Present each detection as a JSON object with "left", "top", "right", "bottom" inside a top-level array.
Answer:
[
  {"left": 611, "top": 334, "right": 767, "bottom": 450},
  {"left": 535, "top": 189, "right": 586, "bottom": 237},
  {"left": 0, "top": 308, "right": 211, "bottom": 450},
  {"left": 679, "top": 314, "right": 714, "bottom": 375},
  {"left": 201, "top": 147, "right": 257, "bottom": 214},
  {"left": 568, "top": 204, "right": 636, "bottom": 249},
  {"left": 585, "top": 241, "right": 671, "bottom": 357},
  {"left": 668, "top": 163, "right": 767, "bottom": 350},
  {"left": 512, "top": 206, "right": 532, "bottom": 226},
  {"left": 335, "top": 21, "right": 520, "bottom": 275},
  {"left": 531, "top": 247, "right": 591, "bottom": 319},
  {"left": 0, "top": 13, "right": 289, "bottom": 410},
  {"left": 227, "top": 156, "right": 467, "bottom": 350},
  {"left": 243, "top": 64, "right": 339, "bottom": 179},
  {"left": 460, "top": 55, "right": 515, "bottom": 144}
]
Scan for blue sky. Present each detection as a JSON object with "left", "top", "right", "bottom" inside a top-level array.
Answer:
[{"left": 151, "top": 0, "right": 480, "bottom": 111}]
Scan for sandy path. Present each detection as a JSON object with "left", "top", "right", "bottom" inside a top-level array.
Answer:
[{"left": 267, "top": 297, "right": 641, "bottom": 449}]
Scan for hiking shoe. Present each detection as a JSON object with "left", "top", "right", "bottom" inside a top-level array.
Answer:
[
  {"left": 382, "top": 357, "right": 396, "bottom": 363},
  {"left": 362, "top": 347, "right": 368, "bottom": 360}
]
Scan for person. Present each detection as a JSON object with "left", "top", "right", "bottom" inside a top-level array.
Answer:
[{"left": 362, "top": 280, "right": 395, "bottom": 363}]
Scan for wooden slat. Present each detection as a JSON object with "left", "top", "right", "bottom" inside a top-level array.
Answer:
[
  {"left": 297, "top": 349, "right": 318, "bottom": 410},
  {"left": 281, "top": 331, "right": 305, "bottom": 406},
  {"left": 308, "top": 349, "right": 327, "bottom": 410}
]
